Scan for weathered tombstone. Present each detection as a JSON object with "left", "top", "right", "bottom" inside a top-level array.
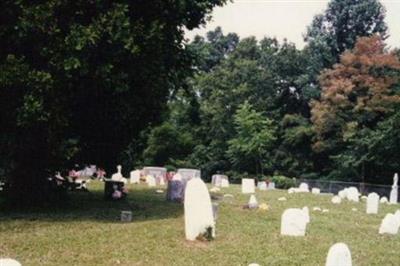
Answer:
[
  {"left": 380, "top": 196, "right": 388, "bottom": 204},
  {"left": 212, "top": 174, "right": 228, "bottom": 187},
  {"left": 379, "top": 213, "right": 400, "bottom": 235},
  {"left": 184, "top": 178, "right": 215, "bottom": 241},
  {"left": 146, "top": 175, "right": 156, "bottom": 187},
  {"left": 346, "top": 187, "right": 359, "bottom": 202},
  {"left": 338, "top": 189, "right": 347, "bottom": 199},
  {"left": 280, "top": 208, "right": 309, "bottom": 236},
  {"left": 390, "top": 173, "right": 398, "bottom": 204},
  {"left": 312, "top": 188, "right": 321, "bottom": 194},
  {"left": 258, "top": 181, "right": 267, "bottom": 191},
  {"left": 325, "top": 243, "right": 352, "bottom": 266},
  {"left": 299, "top": 183, "right": 309, "bottom": 192},
  {"left": 331, "top": 196, "right": 341, "bottom": 204},
  {"left": 130, "top": 170, "right": 141, "bottom": 184},
  {"left": 0, "top": 259, "right": 21, "bottom": 266},
  {"left": 366, "top": 192, "right": 379, "bottom": 214},
  {"left": 268, "top": 182, "right": 275, "bottom": 190},
  {"left": 121, "top": 211, "right": 132, "bottom": 222},
  {"left": 242, "top": 178, "right": 255, "bottom": 194},
  {"left": 248, "top": 195, "right": 258, "bottom": 209},
  {"left": 221, "top": 178, "right": 230, "bottom": 188},
  {"left": 104, "top": 180, "right": 125, "bottom": 200},
  {"left": 166, "top": 179, "right": 184, "bottom": 202},
  {"left": 111, "top": 165, "right": 126, "bottom": 183}
]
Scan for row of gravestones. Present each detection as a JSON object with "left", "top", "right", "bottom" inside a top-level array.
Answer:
[
  {"left": 184, "top": 178, "right": 354, "bottom": 265},
  {"left": 241, "top": 178, "right": 275, "bottom": 193}
]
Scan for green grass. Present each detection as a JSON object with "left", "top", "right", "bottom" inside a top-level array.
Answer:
[{"left": 1, "top": 181, "right": 400, "bottom": 266}]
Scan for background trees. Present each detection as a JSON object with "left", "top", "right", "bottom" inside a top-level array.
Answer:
[
  {"left": 311, "top": 36, "right": 400, "bottom": 182},
  {"left": 142, "top": 0, "right": 399, "bottom": 183},
  {"left": 1, "top": 0, "right": 399, "bottom": 206}
]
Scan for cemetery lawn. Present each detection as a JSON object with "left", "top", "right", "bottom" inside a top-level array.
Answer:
[{"left": 1, "top": 182, "right": 400, "bottom": 266}]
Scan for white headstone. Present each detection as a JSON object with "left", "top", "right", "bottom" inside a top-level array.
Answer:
[
  {"left": 346, "top": 187, "right": 359, "bottom": 202},
  {"left": 242, "top": 178, "right": 255, "bottom": 194},
  {"left": 278, "top": 197, "right": 287, "bottom": 201},
  {"left": 313, "top": 207, "right": 322, "bottom": 211},
  {"left": 380, "top": 196, "right": 388, "bottom": 204},
  {"left": 0, "top": 259, "right": 21, "bottom": 266},
  {"left": 172, "top": 173, "right": 182, "bottom": 181},
  {"left": 338, "top": 189, "right": 347, "bottom": 199},
  {"left": 146, "top": 175, "right": 156, "bottom": 187},
  {"left": 184, "top": 178, "right": 215, "bottom": 241},
  {"left": 325, "top": 243, "right": 352, "bottom": 266},
  {"left": 331, "top": 196, "right": 341, "bottom": 204},
  {"left": 130, "top": 170, "right": 141, "bottom": 184},
  {"left": 221, "top": 178, "right": 229, "bottom": 188},
  {"left": 268, "top": 182, "right": 275, "bottom": 190},
  {"left": 248, "top": 195, "right": 258, "bottom": 209},
  {"left": 280, "top": 208, "right": 309, "bottom": 236},
  {"left": 361, "top": 195, "right": 368, "bottom": 201},
  {"left": 111, "top": 165, "right": 126, "bottom": 183},
  {"left": 366, "top": 193, "right": 379, "bottom": 214},
  {"left": 390, "top": 173, "right": 398, "bottom": 204},
  {"left": 299, "top": 183, "right": 309, "bottom": 192},
  {"left": 258, "top": 181, "right": 267, "bottom": 191},
  {"left": 312, "top": 188, "right": 321, "bottom": 194},
  {"left": 379, "top": 213, "right": 400, "bottom": 235}
]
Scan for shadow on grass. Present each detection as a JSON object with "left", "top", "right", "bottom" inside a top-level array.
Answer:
[{"left": 0, "top": 184, "right": 183, "bottom": 223}]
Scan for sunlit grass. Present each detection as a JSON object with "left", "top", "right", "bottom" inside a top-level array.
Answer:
[{"left": 1, "top": 181, "right": 399, "bottom": 265}]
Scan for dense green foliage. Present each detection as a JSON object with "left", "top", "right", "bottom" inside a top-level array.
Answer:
[
  {"left": 1, "top": 0, "right": 399, "bottom": 206},
  {"left": 142, "top": 0, "right": 400, "bottom": 184},
  {"left": 0, "top": 0, "right": 226, "bottom": 205}
]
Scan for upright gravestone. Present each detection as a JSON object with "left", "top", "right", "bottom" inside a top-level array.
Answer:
[
  {"left": 242, "top": 178, "right": 255, "bottom": 194},
  {"left": 166, "top": 173, "right": 184, "bottom": 202},
  {"left": 184, "top": 178, "right": 215, "bottom": 241},
  {"left": 366, "top": 192, "right": 379, "bottom": 214},
  {"left": 258, "top": 181, "right": 267, "bottom": 191},
  {"left": 146, "top": 175, "right": 156, "bottom": 187},
  {"left": 221, "top": 178, "right": 230, "bottom": 188},
  {"left": 346, "top": 187, "right": 359, "bottom": 202},
  {"left": 281, "top": 208, "right": 309, "bottom": 236},
  {"left": 130, "top": 170, "right": 141, "bottom": 184},
  {"left": 312, "top": 188, "right": 320, "bottom": 194},
  {"left": 248, "top": 195, "right": 258, "bottom": 209},
  {"left": 390, "top": 173, "right": 398, "bottom": 204},
  {"left": 111, "top": 165, "right": 126, "bottom": 183},
  {"left": 0, "top": 259, "right": 21, "bottom": 266},
  {"left": 325, "top": 243, "right": 352, "bottom": 266},
  {"left": 379, "top": 213, "right": 400, "bottom": 235},
  {"left": 299, "top": 183, "right": 309, "bottom": 192},
  {"left": 268, "top": 182, "right": 275, "bottom": 190}
]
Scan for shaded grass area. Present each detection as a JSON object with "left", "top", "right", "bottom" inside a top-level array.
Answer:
[{"left": 1, "top": 181, "right": 400, "bottom": 265}]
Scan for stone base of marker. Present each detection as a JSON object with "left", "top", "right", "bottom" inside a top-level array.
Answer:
[{"left": 121, "top": 211, "right": 133, "bottom": 222}]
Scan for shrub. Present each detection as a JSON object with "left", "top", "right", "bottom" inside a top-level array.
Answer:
[{"left": 271, "top": 175, "right": 296, "bottom": 189}]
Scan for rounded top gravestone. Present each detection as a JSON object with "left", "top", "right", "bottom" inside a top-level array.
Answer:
[
  {"left": 325, "top": 243, "right": 352, "bottom": 266},
  {"left": 184, "top": 178, "right": 215, "bottom": 241}
]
